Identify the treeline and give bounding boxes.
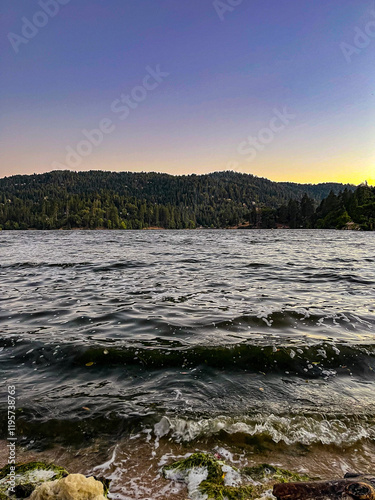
[0,194,198,230]
[0,170,349,209]
[0,170,372,230]
[258,184,375,230]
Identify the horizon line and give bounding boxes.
[1,168,368,188]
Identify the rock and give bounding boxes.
[0,462,110,499]
[163,453,313,500]
[242,464,311,484]
[14,484,35,498]
[273,474,375,500]
[0,462,68,499]
[30,474,106,500]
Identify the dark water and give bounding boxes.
[1,230,375,497]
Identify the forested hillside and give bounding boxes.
[266,184,375,230]
[0,169,370,230]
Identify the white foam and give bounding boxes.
[222,464,242,487]
[214,447,237,463]
[92,445,118,473]
[254,488,277,500]
[0,469,56,487]
[152,413,375,446]
[164,466,209,500]
[154,416,171,438]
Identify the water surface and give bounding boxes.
[1,230,374,498]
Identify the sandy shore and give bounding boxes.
[2,434,375,499]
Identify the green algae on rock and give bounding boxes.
[241,464,312,484]
[163,453,225,483]
[163,453,313,500]
[0,462,68,499]
[199,481,263,500]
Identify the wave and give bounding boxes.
[2,405,374,449]
[212,310,374,330]
[0,261,150,271]
[72,342,375,377]
[178,258,204,264]
[0,262,90,270]
[301,272,375,285]
[245,263,273,268]
[92,261,150,271]
[3,338,373,379]
[153,412,375,446]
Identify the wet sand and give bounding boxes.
[1,435,374,499]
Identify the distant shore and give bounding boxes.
[0,226,362,231]
[1,170,373,231]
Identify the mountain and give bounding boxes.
[0,170,355,230]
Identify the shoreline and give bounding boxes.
[0,226,362,231]
[1,434,375,499]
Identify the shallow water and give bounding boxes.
[0,230,374,497]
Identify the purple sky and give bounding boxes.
[1,0,374,184]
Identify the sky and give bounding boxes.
[1,0,374,185]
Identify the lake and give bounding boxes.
[0,230,374,499]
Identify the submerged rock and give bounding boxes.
[162,453,312,500]
[30,474,106,500]
[273,474,375,500]
[0,462,68,499]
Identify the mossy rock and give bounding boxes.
[242,463,311,483]
[163,452,225,482]
[0,462,68,499]
[200,481,263,500]
[163,453,314,500]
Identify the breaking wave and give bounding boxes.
[153,413,375,446]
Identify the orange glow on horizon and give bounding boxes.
[0,148,373,187]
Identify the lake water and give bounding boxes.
[0,230,374,499]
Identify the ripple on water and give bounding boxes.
[0,229,374,456]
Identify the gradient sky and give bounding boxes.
[1,0,374,184]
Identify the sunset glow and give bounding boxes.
[1,0,374,185]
